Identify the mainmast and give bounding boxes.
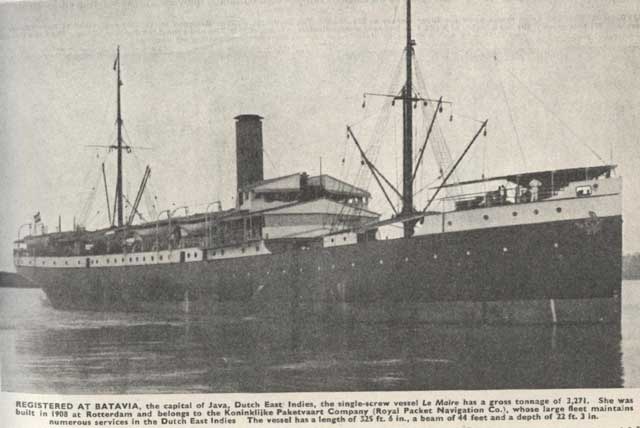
[402,0,415,237]
[114,46,124,228]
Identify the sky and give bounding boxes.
[1,0,639,271]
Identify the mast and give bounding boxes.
[402,0,415,237]
[114,46,124,228]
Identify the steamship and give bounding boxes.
[13,1,622,323]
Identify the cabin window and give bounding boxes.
[129,257,132,262]
[106,259,109,264]
[159,255,163,261]
[255,245,260,251]
[241,248,245,253]
[121,257,124,262]
[187,253,190,258]
[151,256,154,261]
[194,252,198,258]
[556,207,562,213]
[221,249,225,255]
[512,211,518,217]
[53,261,56,265]
[533,209,539,215]
[483,215,489,220]
[142,257,145,261]
[576,185,592,197]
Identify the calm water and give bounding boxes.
[1,282,639,393]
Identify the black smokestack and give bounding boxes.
[235,114,264,194]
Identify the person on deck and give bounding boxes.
[529,178,542,202]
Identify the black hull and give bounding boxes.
[17,216,622,323]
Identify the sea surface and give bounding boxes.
[1,281,639,394]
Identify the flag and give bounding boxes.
[113,49,119,71]
[33,212,41,223]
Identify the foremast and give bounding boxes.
[352,0,487,238]
[401,0,415,237]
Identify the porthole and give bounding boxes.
[187,253,191,258]
[241,248,245,253]
[533,209,539,215]
[483,215,489,220]
[512,211,518,217]
[129,257,132,262]
[122,257,124,262]
[142,257,145,261]
[331,238,334,243]
[106,259,109,264]
[77,261,80,265]
[221,249,225,256]
[151,256,154,261]
[447,221,453,226]
[65,261,68,265]
[556,207,562,213]
[255,245,260,251]
[135,257,139,262]
[159,255,163,261]
[343,236,347,241]
[194,252,198,258]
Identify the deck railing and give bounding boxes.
[439,185,562,212]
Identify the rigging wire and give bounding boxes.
[494,58,528,170]
[413,58,460,196]
[504,69,606,164]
